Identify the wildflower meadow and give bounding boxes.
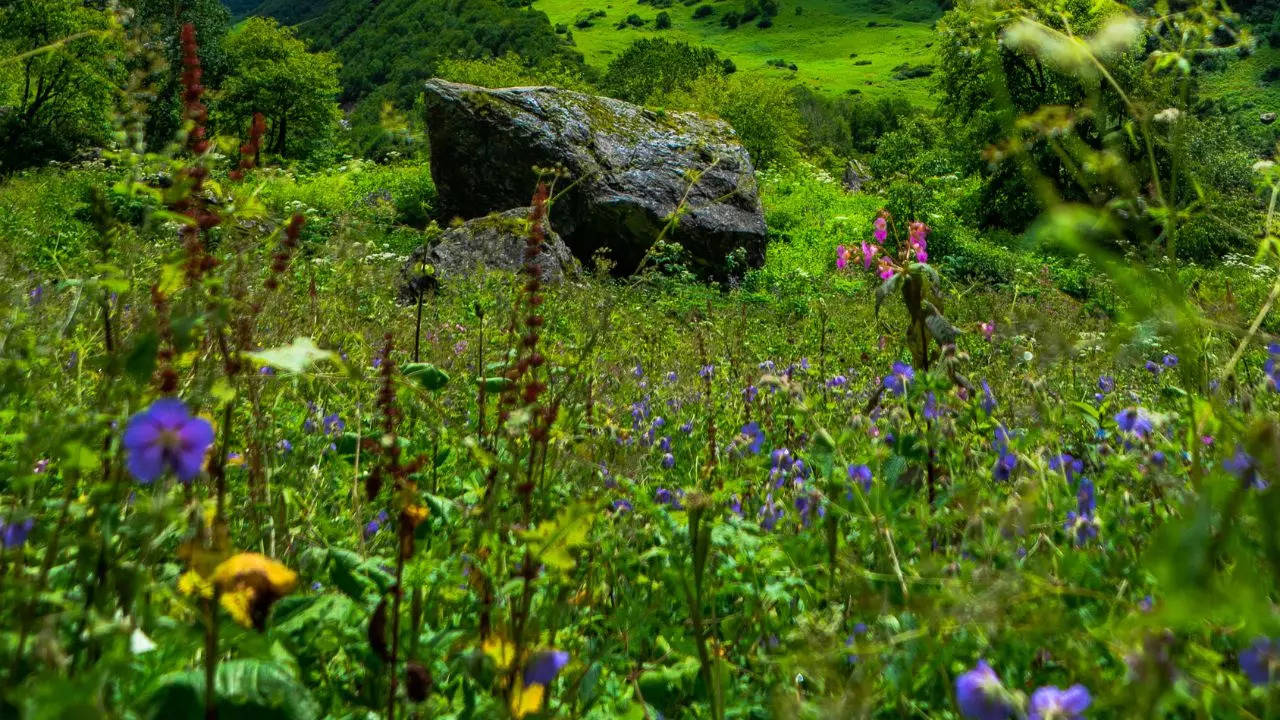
[4,0,1280,718]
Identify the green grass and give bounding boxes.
[1197,44,1280,153]
[535,0,941,103]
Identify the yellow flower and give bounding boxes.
[510,681,545,719]
[210,552,298,630]
[483,635,515,671]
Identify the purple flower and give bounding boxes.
[633,364,644,378]
[524,649,570,686]
[123,398,215,484]
[744,385,759,403]
[848,464,872,493]
[699,364,714,379]
[259,366,276,376]
[661,453,675,469]
[1225,447,1266,490]
[364,520,380,538]
[1049,453,1083,483]
[322,413,345,435]
[739,422,765,455]
[1114,407,1154,439]
[1028,685,1091,720]
[1097,375,1115,393]
[992,451,1017,482]
[827,375,848,388]
[28,286,43,306]
[924,392,939,420]
[1240,637,1278,685]
[32,459,49,474]
[1064,477,1098,545]
[1162,353,1178,368]
[883,362,914,396]
[980,380,996,415]
[611,499,633,513]
[0,517,34,549]
[771,448,793,471]
[680,420,694,434]
[655,488,683,509]
[955,660,1013,720]
[1145,360,1162,376]
[759,494,783,531]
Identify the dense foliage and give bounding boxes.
[4,0,1280,717]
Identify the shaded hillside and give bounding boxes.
[240,0,332,24]
[229,0,583,106]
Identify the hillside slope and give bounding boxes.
[535,0,941,101]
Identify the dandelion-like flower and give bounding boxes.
[211,552,298,630]
[955,660,1013,720]
[123,398,215,484]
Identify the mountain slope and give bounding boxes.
[227,0,582,106]
[534,0,941,101]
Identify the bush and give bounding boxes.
[693,4,714,17]
[602,38,726,104]
[662,72,803,168]
[656,11,672,28]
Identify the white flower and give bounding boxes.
[1153,107,1181,123]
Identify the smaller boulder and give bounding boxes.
[1262,112,1277,125]
[399,208,577,301]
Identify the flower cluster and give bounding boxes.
[956,661,1091,720]
[229,112,267,181]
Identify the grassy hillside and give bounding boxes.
[1198,44,1280,153]
[535,0,941,102]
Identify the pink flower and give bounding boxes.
[981,322,995,342]
[908,221,929,246]
[873,215,888,243]
[861,241,880,269]
[911,241,928,263]
[836,244,850,270]
[878,257,897,280]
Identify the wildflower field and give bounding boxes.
[5,0,1280,719]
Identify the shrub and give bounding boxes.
[602,38,726,104]
[656,11,672,28]
[693,3,714,17]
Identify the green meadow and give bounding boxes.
[533,0,941,102]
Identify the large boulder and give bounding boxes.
[399,207,577,302]
[423,79,766,278]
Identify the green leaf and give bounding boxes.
[922,302,958,344]
[245,337,336,374]
[518,501,596,573]
[480,376,511,393]
[875,274,901,317]
[402,363,450,391]
[143,660,320,720]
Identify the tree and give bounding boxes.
[0,0,119,170]
[218,18,341,160]
[602,38,725,104]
